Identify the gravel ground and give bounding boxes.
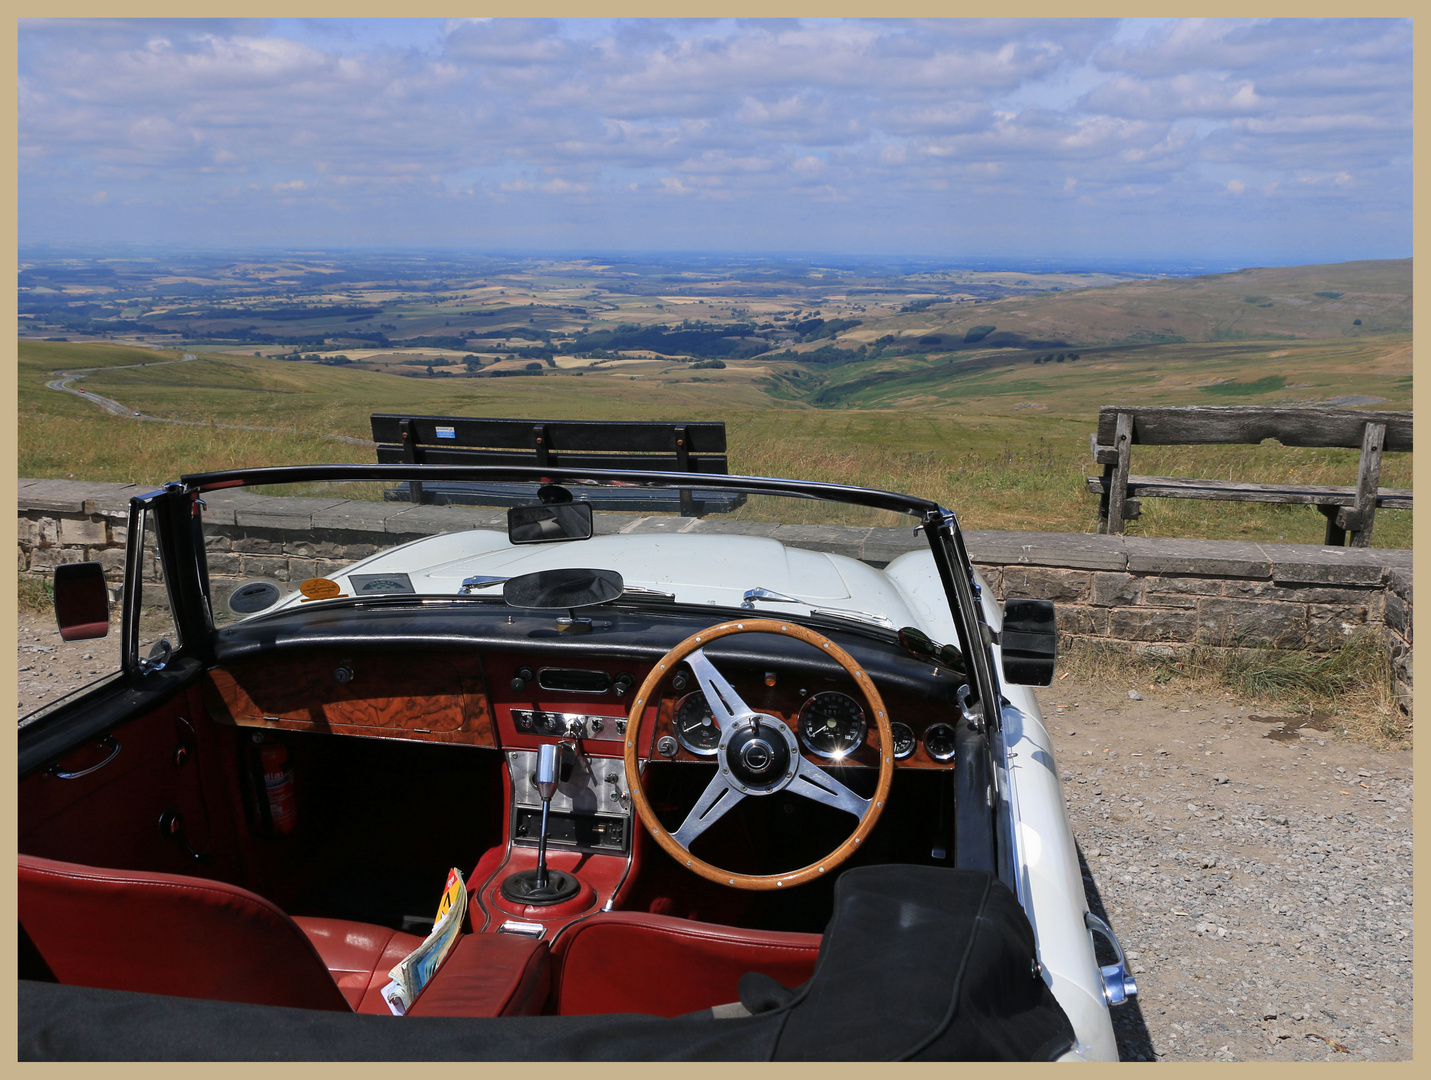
[1040,680,1413,1062]
[18,615,1412,1060]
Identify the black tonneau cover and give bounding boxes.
[20,867,1073,1061]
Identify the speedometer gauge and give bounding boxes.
[674,692,721,756]
[798,691,867,760]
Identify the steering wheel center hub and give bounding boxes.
[721,715,797,793]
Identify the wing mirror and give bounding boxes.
[1000,598,1057,686]
[53,562,111,641]
[507,502,593,544]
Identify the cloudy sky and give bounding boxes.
[17,17,1412,268]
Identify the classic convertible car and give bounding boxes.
[18,464,1135,1060]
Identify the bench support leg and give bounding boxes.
[1346,422,1386,548]
[1318,505,1347,546]
[1104,413,1135,535]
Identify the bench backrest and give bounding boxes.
[1095,406,1412,452]
[370,415,729,474]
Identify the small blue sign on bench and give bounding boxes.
[436,426,456,440]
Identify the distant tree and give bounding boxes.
[525,361,543,371]
[425,365,435,375]
[1033,356,1042,364]
[1068,353,1079,361]
[1353,319,1362,326]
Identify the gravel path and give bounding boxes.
[1041,681,1412,1062]
[17,615,1412,1060]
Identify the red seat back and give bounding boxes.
[552,911,821,1017]
[19,854,352,1012]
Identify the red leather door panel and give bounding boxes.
[19,684,241,879]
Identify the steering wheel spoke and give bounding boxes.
[790,755,871,819]
[670,770,745,847]
[685,647,751,729]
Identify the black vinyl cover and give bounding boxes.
[19,866,1075,1061]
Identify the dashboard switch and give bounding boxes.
[511,666,535,693]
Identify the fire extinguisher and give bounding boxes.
[251,734,297,836]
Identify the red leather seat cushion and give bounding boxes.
[19,854,351,1012]
[553,912,821,1017]
[293,917,424,1013]
[405,932,551,1017]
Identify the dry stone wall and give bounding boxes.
[18,478,1412,713]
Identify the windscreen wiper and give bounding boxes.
[740,587,896,630]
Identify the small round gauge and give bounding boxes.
[923,722,957,763]
[889,721,916,760]
[798,691,868,761]
[674,692,721,756]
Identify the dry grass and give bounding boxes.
[17,574,53,614]
[1057,631,1408,748]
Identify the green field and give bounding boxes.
[19,334,1412,546]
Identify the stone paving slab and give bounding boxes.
[966,530,1129,572]
[310,500,411,533]
[1263,542,1410,586]
[234,497,353,532]
[1124,537,1272,579]
[84,485,150,515]
[382,504,506,535]
[18,479,131,514]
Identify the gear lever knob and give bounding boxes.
[535,742,559,803]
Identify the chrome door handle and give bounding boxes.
[50,735,121,780]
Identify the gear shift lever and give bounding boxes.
[533,742,559,889]
[500,742,581,906]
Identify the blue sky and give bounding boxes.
[17,18,1412,267]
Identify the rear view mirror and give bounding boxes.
[508,502,593,544]
[1000,598,1057,686]
[53,562,110,641]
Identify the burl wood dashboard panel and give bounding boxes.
[204,650,495,747]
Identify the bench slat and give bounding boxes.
[370,415,727,453]
[375,446,729,472]
[1086,473,1413,508]
[1094,406,1413,452]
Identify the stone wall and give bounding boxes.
[18,478,1412,713]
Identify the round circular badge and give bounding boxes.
[299,578,343,601]
[227,581,281,614]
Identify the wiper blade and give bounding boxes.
[620,585,676,602]
[740,586,895,630]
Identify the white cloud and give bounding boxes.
[16,17,1411,260]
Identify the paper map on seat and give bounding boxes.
[380,867,467,1016]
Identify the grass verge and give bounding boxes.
[1058,630,1408,749]
[18,574,54,614]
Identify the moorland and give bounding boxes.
[17,252,1411,545]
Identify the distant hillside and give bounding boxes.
[841,259,1410,352]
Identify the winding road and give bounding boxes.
[45,352,376,447]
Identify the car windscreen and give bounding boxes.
[194,477,954,642]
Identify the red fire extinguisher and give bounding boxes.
[257,738,297,836]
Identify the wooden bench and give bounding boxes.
[370,414,738,516]
[1087,405,1412,547]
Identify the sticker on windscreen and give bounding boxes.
[349,573,415,594]
[299,578,345,601]
[227,581,281,613]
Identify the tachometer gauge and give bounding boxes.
[798,691,867,761]
[923,722,957,762]
[890,721,916,760]
[674,692,721,756]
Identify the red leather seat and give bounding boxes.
[18,854,548,1017]
[551,911,822,1017]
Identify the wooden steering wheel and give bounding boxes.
[624,619,894,891]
